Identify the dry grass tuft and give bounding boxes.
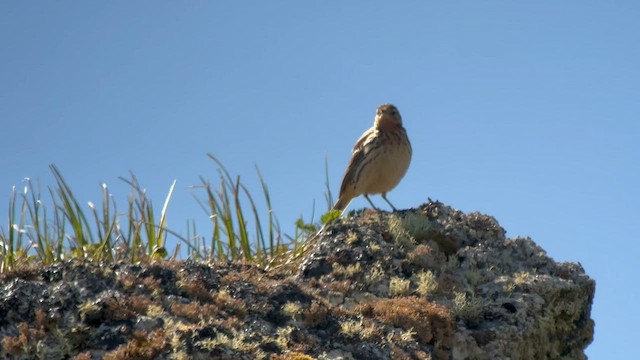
[271,351,316,360]
[177,277,213,302]
[340,317,378,341]
[105,294,153,322]
[214,290,248,319]
[103,329,167,360]
[303,301,329,328]
[72,352,93,360]
[416,270,439,297]
[452,292,483,323]
[403,244,445,273]
[357,297,453,348]
[389,277,412,297]
[170,301,219,322]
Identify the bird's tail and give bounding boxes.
[332,195,351,212]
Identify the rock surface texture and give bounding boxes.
[0,201,594,359]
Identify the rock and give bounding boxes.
[0,201,594,359]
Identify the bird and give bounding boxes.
[332,103,412,212]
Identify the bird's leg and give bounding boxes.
[381,193,398,212]
[363,194,380,211]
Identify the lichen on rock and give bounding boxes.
[0,200,594,359]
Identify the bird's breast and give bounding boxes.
[358,129,411,194]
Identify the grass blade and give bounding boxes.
[50,164,94,255]
[254,165,275,258]
[153,179,176,259]
[233,176,252,261]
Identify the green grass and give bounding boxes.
[0,155,334,273]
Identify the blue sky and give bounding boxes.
[2,1,639,357]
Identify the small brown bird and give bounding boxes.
[332,103,412,212]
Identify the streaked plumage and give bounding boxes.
[333,104,412,212]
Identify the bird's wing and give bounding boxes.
[352,127,375,153]
[339,128,376,195]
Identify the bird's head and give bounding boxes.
[374,103,403,130]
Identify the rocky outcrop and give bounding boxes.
[0,201,594,359]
